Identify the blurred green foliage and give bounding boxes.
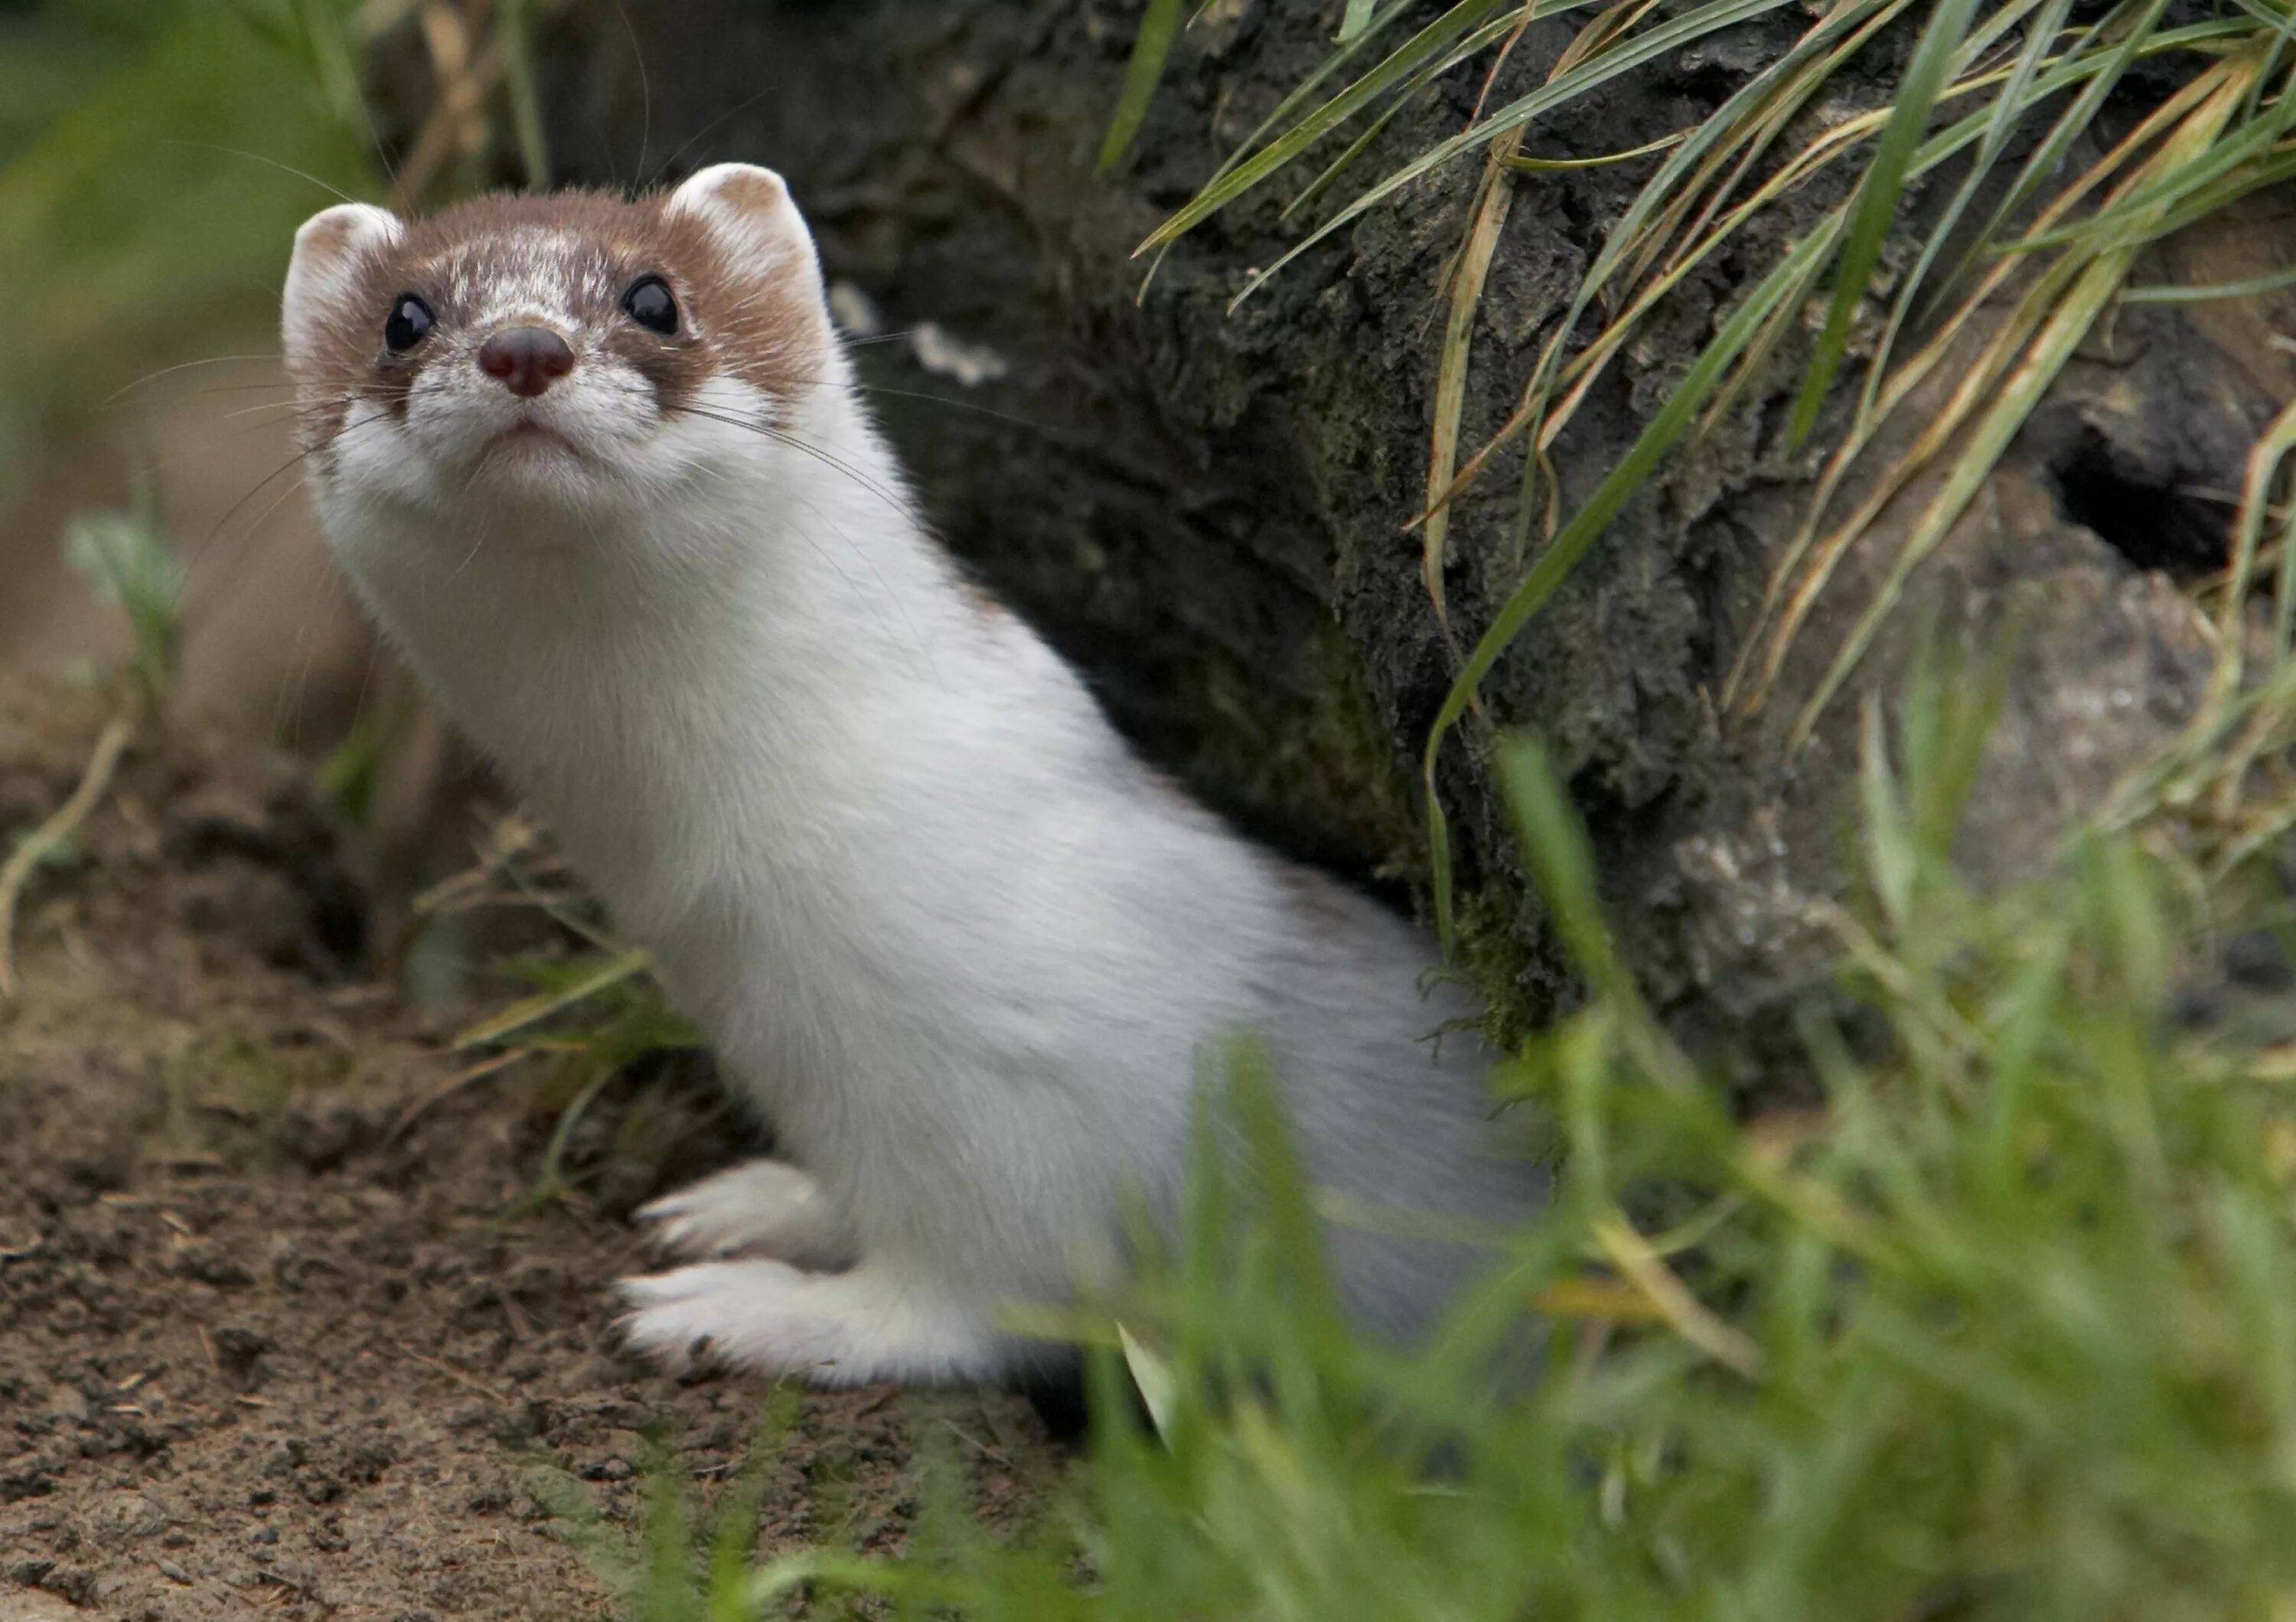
[0,0,384,501]
[64,479,181,706]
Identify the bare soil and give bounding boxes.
[0,677,1062,1620]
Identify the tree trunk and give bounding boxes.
[538,0,2293,1053]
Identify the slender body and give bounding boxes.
[282,165,1544,1384]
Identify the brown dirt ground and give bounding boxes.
[0,676,1065,1620]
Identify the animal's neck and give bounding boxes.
[357,400,964,930]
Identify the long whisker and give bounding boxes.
[345,638,386,761]
[444,439,515,585]
[677,406,912,515]
[344,51,404,198]
[161,416,394,648]
[118,401,364,482]
[91,382,308,421]
[98,355,285,407]
[114,382,302,400]
[775,477,941,685]
[648,83,781,190]
[175,473,324,625]
[696,414,954,680]
[215,398,338,425]
[850,384,1043,433]
[189,413,390,566]
[609,0,653,187]
[267,558,364,752]
[160,142,360,206]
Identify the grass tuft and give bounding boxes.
[1114,0,2296,942]
[527,1392,802,1622]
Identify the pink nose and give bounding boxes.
[477,326,576,397]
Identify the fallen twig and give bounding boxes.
[0,708,136,1000]
[393,1340,512,1405]
[387,1047,534,1144]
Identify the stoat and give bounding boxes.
[281,165,1545,1386]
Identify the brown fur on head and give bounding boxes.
[281,165,831,465]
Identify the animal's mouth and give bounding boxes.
[484,419,584,459]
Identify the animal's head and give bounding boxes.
[281,164,833,524]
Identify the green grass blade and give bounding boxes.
[499,0,550,189]
[1629,0,1911,287]
[1211,0,1800,302]
[1858,0,2073,421]
[454,947,652,1049]
[1424,230,1832,939]
[1490,0,1904,521]
[1339,0,1381,42]
[1497,738,1623,997]
[1733,29,2239,707]
[2233,0,2296,122]
[1355,0,1888,561]
[1505,128,1688,170]
[1281,9,1526,220]
[1132,0,1420,290]
[1789,250,2138,749]
[1788,0,1985,443]
[285,0,367,134]
[1198,0,1421,189]
[1918,0,2174,320]
[2104,142,2296,247]
[2012,77,2296,255]
[1101,0,1189,171]
[1137,0,1518,246]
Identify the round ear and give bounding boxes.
[283,203,403,363]
[665,164,826,302]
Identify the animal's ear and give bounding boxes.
[283,203,402,363]
[665,164,826,304]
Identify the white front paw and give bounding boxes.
[613,1258,1006,1387]
[615,1259,837,1377]
[634,1159,850,1268]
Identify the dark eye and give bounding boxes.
[383,293,433,352]
[621,275,678,335]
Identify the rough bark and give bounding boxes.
[534,0,2296,1057]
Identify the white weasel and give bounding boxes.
[282,164,1545,1385]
